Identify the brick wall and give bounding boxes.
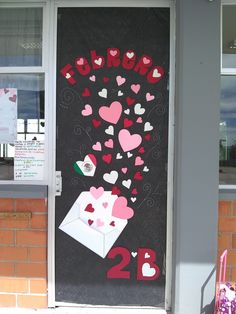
[218,200,236,281]
[0,198,47,308]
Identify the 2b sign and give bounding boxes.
[107,247,160,281]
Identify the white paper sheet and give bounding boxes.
[0,88,17,143]
[14,140,45,180]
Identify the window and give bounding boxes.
[0,8,43,67]
[0,6,46,181]
[220,4,236,185]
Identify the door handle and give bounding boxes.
[55,171,62,196]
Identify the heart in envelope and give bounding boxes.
[59,187,133,258]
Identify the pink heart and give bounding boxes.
[89,75,96,82]
[143,57,150,64]
[110,49,117,56]
[102,202,108,208]
[112,197,134,220]
[136,117,143,123]
[131,84,140,94]
[104,139,113,148]
[99,101,122,124]
[81,104,92,116]
[135,156,144,166]
[118,129,142,152]
[77,58,84,65]
[96,218,104,227]
[146,93,155,101]
[116,75,126,86]
[92,142,102,151]
[121,167,128,174]
[90,186,104,199]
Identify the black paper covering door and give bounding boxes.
[55,8,170,306]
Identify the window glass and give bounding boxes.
[0,8,43,67]
[220,76,236,184]
[0,74,44,180]
[222,6,236,68]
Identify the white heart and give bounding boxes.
[65,73,71,79]
[153,69,161,78]
[94,58,102,66]
[127,152,133,158]
[124,109,130,115]
[105,125,114,135]
[122,179,132,189]
[143,166,149,172]
[127,52,134,59]
[145,253,151,258]
[118,90,123,96]
[116,153,123,159]
[103,171,118,184]
[134,103,145,115]
[131,197,136,203]
[131,252,137,258]
[144,122,153,132]
[98,88,107,98]
[142,263,156,277]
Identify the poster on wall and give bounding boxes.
[14,141,44,180]
[0,88,17,143]
[56,7,170,307]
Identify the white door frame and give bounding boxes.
[47,1,175,312]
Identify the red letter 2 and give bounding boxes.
[107,247,130,279]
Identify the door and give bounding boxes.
[55,5,170,307]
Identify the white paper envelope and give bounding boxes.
[59,190,128,258]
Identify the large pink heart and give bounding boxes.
[99,101,122,124]
[112,197,134,219]
[118,129,142,152]
[90,186,104,199]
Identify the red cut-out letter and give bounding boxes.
[134,54,153,75]
[107,247,131,279]
[122,50,136,70]
[107,48,121,67]
[137,248,160,281]
[90,50,105,70]
[75,57,91,75]
[147,66,164,84]
[60,64,76,85]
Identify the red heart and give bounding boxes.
[144,133,151,141]
[102,154,112,164]
[138,147,145,153]
[84,203,94,213]
[88,219,94,225]
[92,119,101,128]
[134,171,143,181]
[126,97,135,106]
[110,221,115,227]
[123,118,133,128]
[4,88,9,94]
[9,95,16,103]
[131,188,138,195]
[103,77,110,83]
[112,186,121,196]
[82,88,90,97]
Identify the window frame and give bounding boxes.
[0,0,50,185]
[220,0,236,189]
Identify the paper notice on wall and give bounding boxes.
[14,141,45,180]
[0,88,17,143]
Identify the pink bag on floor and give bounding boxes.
[215,250,236,314]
